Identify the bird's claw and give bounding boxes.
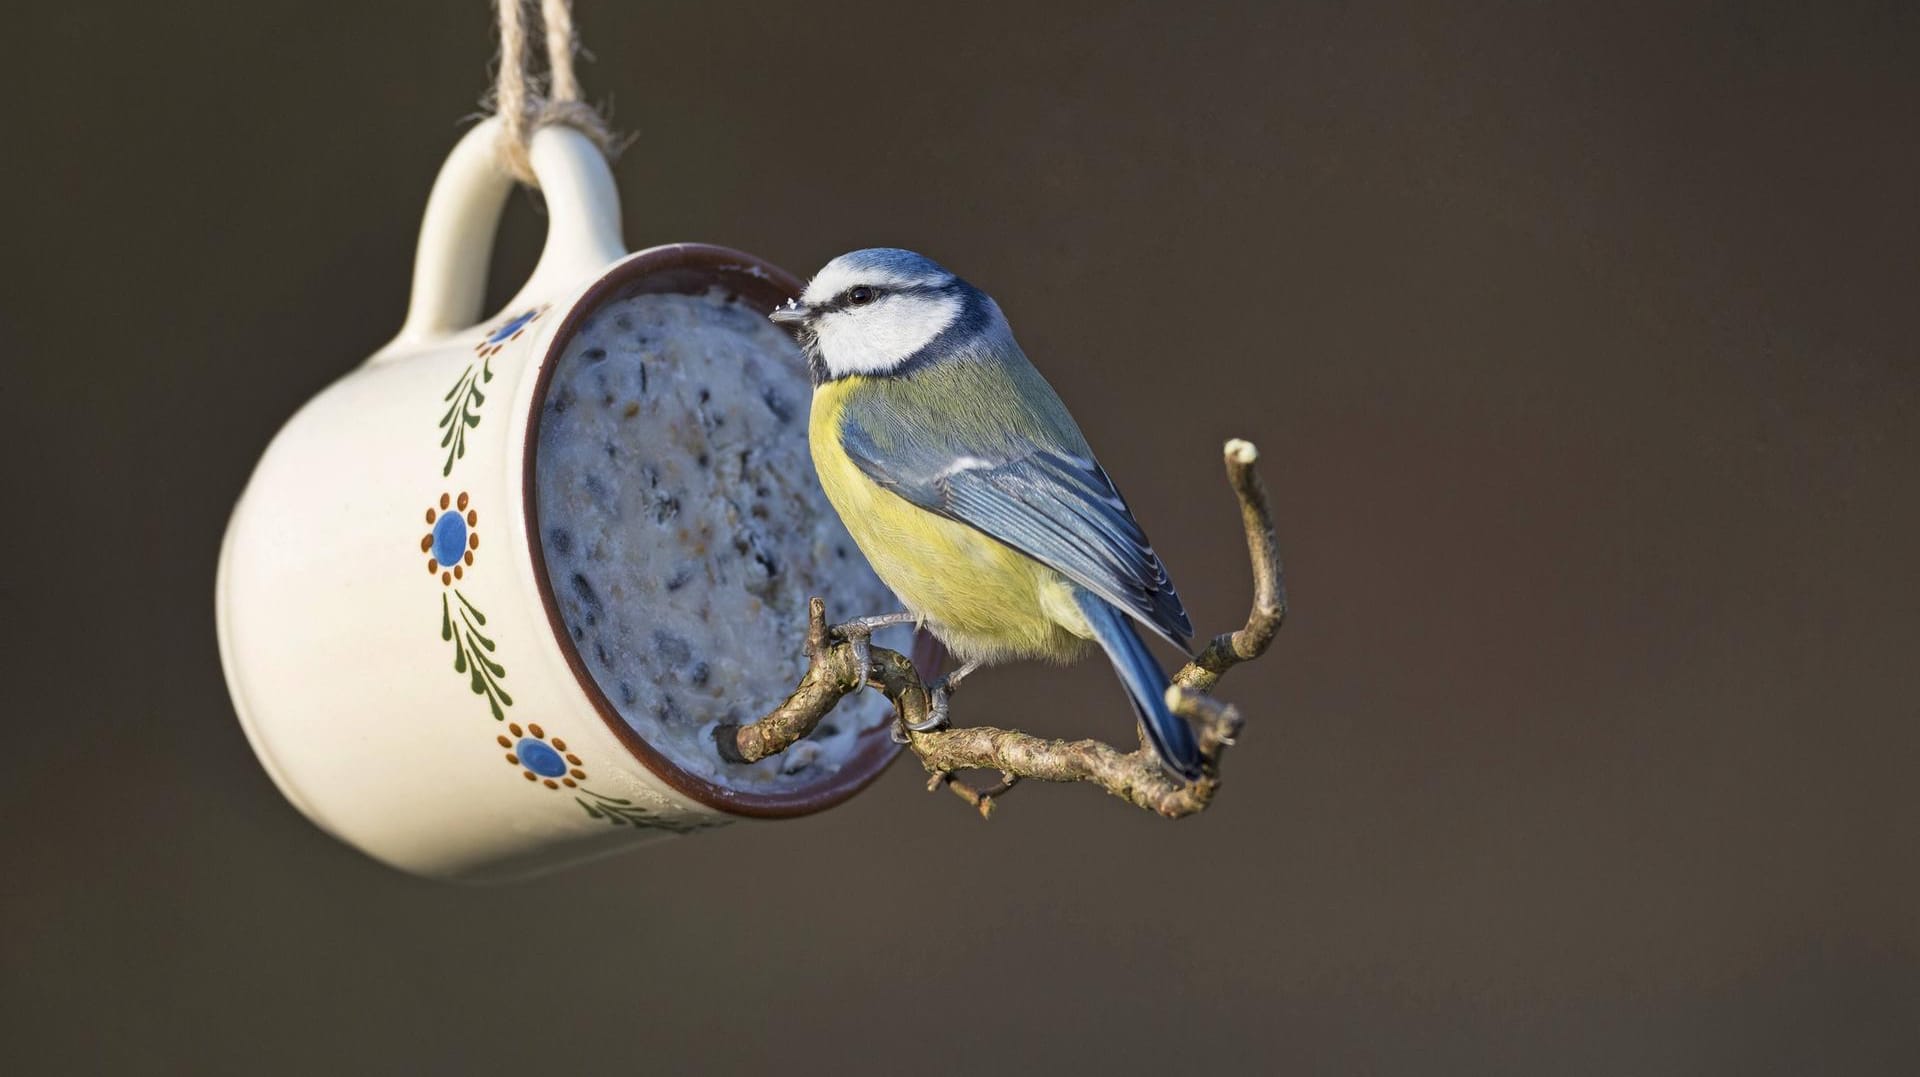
[846,633,872,683]
[888,676,954,739]
[828,623,874,684]
[907,679,956,732]
[828,612,914,686]
[905,659,982,733]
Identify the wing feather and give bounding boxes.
[840,399,1192,651]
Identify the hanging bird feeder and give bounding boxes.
[216,3,914,880]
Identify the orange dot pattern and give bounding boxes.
[498,720,587,789]
[421,492,479,586]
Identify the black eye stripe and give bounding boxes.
[815,281,955,313]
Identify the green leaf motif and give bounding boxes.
[441,588,510,720]
[459,609,495,652]
[454,590,487,626]
[437,364,485,477]
[573,789,724,833]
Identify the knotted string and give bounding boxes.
[492,0,619,186]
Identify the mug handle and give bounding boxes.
[387,117,627,348]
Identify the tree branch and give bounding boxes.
[714,438,1284,818]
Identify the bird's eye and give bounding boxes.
[847,286,876,306]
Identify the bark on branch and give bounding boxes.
[714,439,1285,818]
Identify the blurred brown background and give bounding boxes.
[3,1,1916,1072]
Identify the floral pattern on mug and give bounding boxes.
[499,721,586,789]
[422,348,682,833]
[475,304,548,359]
[422,491,480,584]
[439,305,550,475]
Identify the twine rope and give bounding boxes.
[493,0,618,186]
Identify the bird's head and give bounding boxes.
[771,248,994,382]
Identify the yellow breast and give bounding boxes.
[809,378,1090,663]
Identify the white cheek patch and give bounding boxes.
[816,294,963,377]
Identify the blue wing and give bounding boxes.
[838,372,1193,652]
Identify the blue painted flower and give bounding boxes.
[488,309,539,343]
[422,491,480,585]
[516,738,567,777]
[432,512,468,566]
[475,304,548,358]
[499,722,586,789]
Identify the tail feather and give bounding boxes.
[1075,589,1202,781]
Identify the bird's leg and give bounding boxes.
[910,658,982,732]
[828,612,916,681]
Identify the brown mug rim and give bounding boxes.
[520,241,905,818]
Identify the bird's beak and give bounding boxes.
[768,300,812,326]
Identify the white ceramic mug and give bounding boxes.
[216,119,901,881]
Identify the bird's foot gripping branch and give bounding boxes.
[714,439,1285,819]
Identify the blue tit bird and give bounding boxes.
[769,248,1202,781]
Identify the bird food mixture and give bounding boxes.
[533,288,901,793]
